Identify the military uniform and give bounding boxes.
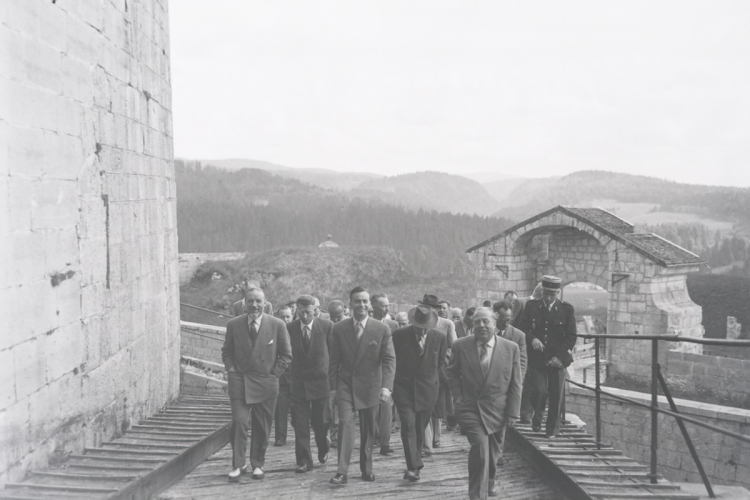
[515,297,576,437]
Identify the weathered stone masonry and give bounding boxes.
[467,206,705,380]
[0,0,178,485]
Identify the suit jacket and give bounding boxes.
[230,299,274,317]
[329,317,396,410]
[515,299,577,368]
[499,325,528,380]
[376,317,399,333]
[392,326,447,412]
[288,317,334,400]
[435,316,457,348]
[221,313,292,404]
[454,319,472,340]
[447,334,522,434]
[318,312,331,321]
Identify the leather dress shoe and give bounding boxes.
[496,457,504,467]
[361,472,376,481]
[274,440,286,446]
[227,465,248,482]
[489,485,499,497]
[252,467,264,480]
[329,473,347,485]
[531,423,542,432]
[295,463,312,473]
[432,441,441,448]
[519,418,531,425]
[380,446,394,455]
[403,470,420,482]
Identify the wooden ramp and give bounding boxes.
[510,420,702,500]
[0,395,231,500]
[158,422,562,500]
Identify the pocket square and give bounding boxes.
[369,341,378,346]
[268,339,274,344]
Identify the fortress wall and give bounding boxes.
[0,0,179,484]
[567,385,750,490]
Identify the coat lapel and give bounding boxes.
[344,318,359,360]
[234,314,253,356]
[354,319,377,367]
[484,335,504,389]
[250,314,272,356]
[417,328,433,369]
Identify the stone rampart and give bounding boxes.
[664,351,750,409]
[0,0,178,485]
[181,321,224,364]
[567,385,750,489]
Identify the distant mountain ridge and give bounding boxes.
[351,171,502,216]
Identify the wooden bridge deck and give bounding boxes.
[158,422,562,500]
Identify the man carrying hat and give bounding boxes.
[417,294,457,449]
[515,276,577,437]
[391,305,448,481]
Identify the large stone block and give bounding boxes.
[31,179,79,230]
[13,338,46,401]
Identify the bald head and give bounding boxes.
[471,307,497,343]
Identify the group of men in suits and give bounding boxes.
[220,276,575,500]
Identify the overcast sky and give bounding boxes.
[169,1,750,186]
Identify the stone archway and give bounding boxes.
[467,206,705,380]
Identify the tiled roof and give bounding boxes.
[467,206,704,268]
[623,233,703,266]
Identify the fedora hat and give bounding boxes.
[408,305,438,329]
[417,294,441,309]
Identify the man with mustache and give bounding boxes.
[222,286,292,482]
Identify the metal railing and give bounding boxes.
[568,333,750,498]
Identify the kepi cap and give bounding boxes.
[541,275,562,291]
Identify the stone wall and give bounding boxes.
[178,252,247,285]
[567,386,750,489]
[665,351,750,410]
[181,321,224,364]
[469,209,704,381]
[0,0,179,485]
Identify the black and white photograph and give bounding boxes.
[1,1,750,499]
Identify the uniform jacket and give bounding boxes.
[391,326,448,412]
[514,299,577,368]
[329,317,396,410]
[447,334,522,434]
[288,317,334,400]
[498,325,528,380]
[222,313,292,404]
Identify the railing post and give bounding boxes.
[595,337,601,450]
[649,338,659,484]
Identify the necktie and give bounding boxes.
[417,331,426,356]
[303,325,311,352]
[480,343,490,376]
[249,320,258,345]
[355,321,364,342]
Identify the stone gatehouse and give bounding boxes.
[467,206,705,379]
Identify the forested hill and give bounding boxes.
[175,161,512,275]
[494,170,750,226]
[351,171,502,216]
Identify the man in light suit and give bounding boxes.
[447,307,522,500]
[329,287,396,485]
[371,292,399,455]
[222,286,292,482]
[392,305,447,481]
[288,295,334,472]
[492,300,528,466]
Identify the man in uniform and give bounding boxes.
[514,276,576,437]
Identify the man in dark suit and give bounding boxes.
[491,300,528,466]
[287,295,334,472]
[392,305,447,481]
[273,305,294,446]
[221,286,292,482]
[447,307,522,500]
[454,306,475,340]
[515,276,577,437]
[328,287,396,485]
[371,292,399,455]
